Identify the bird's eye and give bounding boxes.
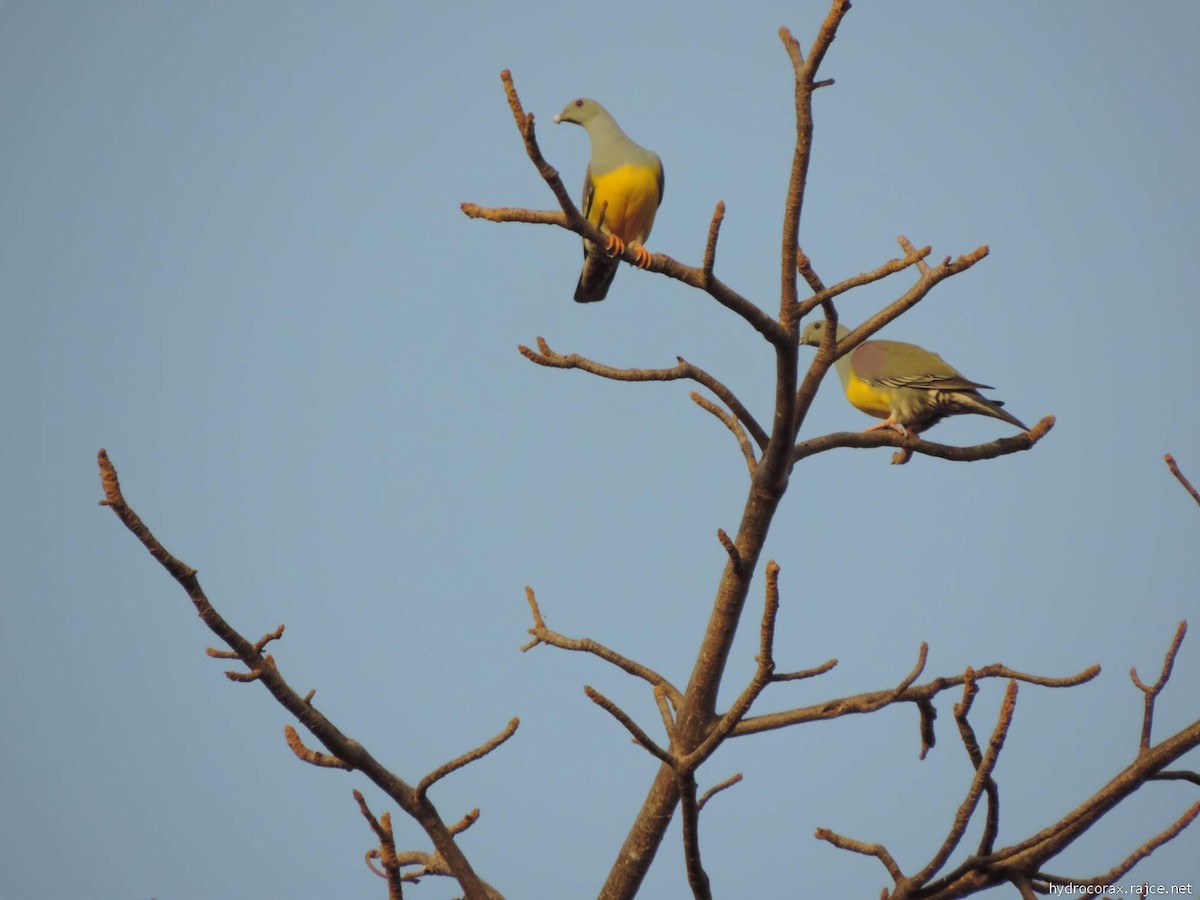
[575,99,584,107]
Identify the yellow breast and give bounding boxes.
[589,164,661,243]
[844,369,892,419]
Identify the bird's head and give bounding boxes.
[553,97,607,127]
[799,320,850,347]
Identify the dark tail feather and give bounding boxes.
[966,393,1029,431]
[574,251,618,303]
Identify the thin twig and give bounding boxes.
[796,244,932,319]
[521,587,683,707]
[684,562,783,768]
[703,202,725,279]
[519,338,768,450]
[952,670,1000,856]
[285,725,352,770]
[1130,621,1187,751]
[908,681,1018,889]
[1149,770,1200,787]
[716,528,742,574]
[354,791,405,900]
[691,391,758,477]
[839,242,989,351]
[584,686,674,765]
[814,828,905,882]
[1165,454,1200,505]
[697,773,744,811]
[897,235,932,275]
[418,718,520,801]
[654,684,676,743]
[734,657,1097,737]
[777,0,852,330]
[1037,801,1200,890]
[772,658,838,682]
[1011,874,1038,900]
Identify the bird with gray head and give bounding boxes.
[799,320,1028,439]
[554,98,664,302]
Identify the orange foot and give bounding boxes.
[629,243,653,269]
[864,416,909,436]
[604,234,626,257]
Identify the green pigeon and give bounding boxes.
[554,98,664,302]
[799,321,1028,437]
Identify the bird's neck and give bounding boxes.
[585,116,631,147]
[830,353,854,391]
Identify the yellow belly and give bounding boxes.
[844,371,892,419]
[589,165,661,243]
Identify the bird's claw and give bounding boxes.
[629,243,653,269]
[604,234,626,257]
[864,417,910,437]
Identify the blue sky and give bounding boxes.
[2,2,1198,898]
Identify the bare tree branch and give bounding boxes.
[702,202,725,279]
[418,718,520,801]
[777,2,851,331]
[1037,800,1200,889]
[96,449,501,900]
[905,680,1017,888]
[735,658,1097,738]
[519,337,768,450]
[585,686,674,766]
[914,710,1200,898]
[716,528,743,575]
[1150,770,1200,787]
[355,790,405,900]
[697,773,744,812]
[520,587,683,708]
[286,724,351,770]
[793,415,1056,466]
[796,243,932,319]
[951,671,1000,856]
[678,774,713,900]
[1131,620,1187,751]
[773,658,838,683]
[654,685,677,743]
[1165,453,1200,506]
[683,561,785,769]
[814,828,905,882]
[690,391,759,477]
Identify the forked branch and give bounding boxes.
[734,657,1098,739]
[818,627,1200,900]
[96,449,502,900]
[519,336,768,450]
[521,586,683,708]
[1131,620,1187,752]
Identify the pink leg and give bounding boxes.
[864,415,907,436]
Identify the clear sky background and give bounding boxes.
[2,2,1198,898]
